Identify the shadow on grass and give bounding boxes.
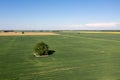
[48,50,55,55]
[33,50,55,58]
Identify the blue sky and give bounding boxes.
[0,0,120,30]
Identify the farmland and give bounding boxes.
[0,32,120,80]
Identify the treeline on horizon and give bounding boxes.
[0,30,120,32]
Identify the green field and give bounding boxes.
[0,32,120,80]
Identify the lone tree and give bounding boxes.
[34,42,49,57]
[22,32,24,34]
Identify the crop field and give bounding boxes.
[0,32,59,36]
[81,32,120,34]
[0,32,120,80]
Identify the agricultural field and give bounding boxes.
[0,32,59,36]
[0,32,120,80]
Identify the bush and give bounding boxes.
[22,32,24,34]
[34,42,49,57]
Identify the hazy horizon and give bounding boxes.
[0,0,120,30]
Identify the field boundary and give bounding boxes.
[0,32,60,36]
[80,32,120,34]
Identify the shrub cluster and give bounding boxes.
[34,42,49,56]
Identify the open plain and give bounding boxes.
[0,32,120,80]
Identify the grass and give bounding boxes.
[0,33,120,80]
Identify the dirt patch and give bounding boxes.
[0,32,60,36]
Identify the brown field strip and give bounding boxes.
[0,32,60,36]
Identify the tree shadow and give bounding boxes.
[48,50,55,55]
[33,50,55,57]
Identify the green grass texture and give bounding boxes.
[0,33,120,80]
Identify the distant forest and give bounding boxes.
[0,30,120,32]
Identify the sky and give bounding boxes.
[0,0,120,30]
